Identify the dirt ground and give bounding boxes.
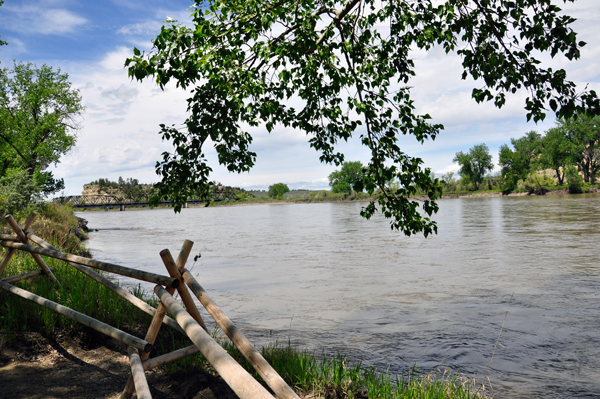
[0,332,241,399]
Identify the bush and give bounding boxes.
[517,172,555,195]
[565,165,584,193]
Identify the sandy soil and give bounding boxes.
[0,332,240,399]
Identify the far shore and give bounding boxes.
[75,187,600,213]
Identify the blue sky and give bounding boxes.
[1,0,599,195]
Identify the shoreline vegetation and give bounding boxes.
[75,183,600,214]
[1,204,490,398]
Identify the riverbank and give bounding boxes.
[208,186,600,208]
[74,185,600,214]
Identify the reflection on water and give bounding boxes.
[78,194,600,399]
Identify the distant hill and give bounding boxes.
[82,177,153,201]
[82,178,245,201]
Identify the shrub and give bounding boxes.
[565,165,584,193]
[517,172,555,195]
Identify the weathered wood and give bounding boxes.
[120,242,195,399]
[1,267,56,283]
[128,347,152,399]
[161,248,207,331]
[143,243,194,355]
[0,279,151,352]
[5,215,61,286]
[0,241,179,288]
[0,214,36,277]
[0,234,18,241]
[142,344,200,371]
[75,262,185,335]
[182,269,300,399]
[26,232,185,335]
[155,285,275,399]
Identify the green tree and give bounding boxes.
[268,183,290,199]
[453,144,493,190]
[0,169,42,215]
[498,131,542,193]
[126,0,599,236]
[328,161,364,194]
[0,62,83,194]
[440,172,458,193]
[538,126,572,185]
[559,113,600,184]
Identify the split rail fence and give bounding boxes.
[0,213,300,399]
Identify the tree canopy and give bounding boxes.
[126,0,599,236]
[538,126,571,185]
[329,161,364,194]
[268,182,290,198]
[453,143,493,190]
[498,131,542,193]
[0,62,83,194]
[559,113,600,184]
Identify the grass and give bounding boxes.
[214,337,488,399]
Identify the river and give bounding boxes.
[76,194,600,398]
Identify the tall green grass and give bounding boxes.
[215,337,488,399]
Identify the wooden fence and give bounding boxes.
[0,213,300,399]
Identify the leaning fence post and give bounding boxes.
[182,269,301,399]
[155,285,275,399]
[0,280,151,352]
[120,241,194,399]
[4,214,61,286]
[0,214,36,277]
[128,346,152,399]
[26,232,185,335]
[161,248,207,332]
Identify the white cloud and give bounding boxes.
[101,84,139,102]
[2,4,86,35]
[434,164,460,175]
[118,21,163,36]
[41,9,86,34]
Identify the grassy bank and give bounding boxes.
[219,339,487,399]
[1,204,487,399]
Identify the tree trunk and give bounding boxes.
[555,168,564,185]
[581,160,590,183]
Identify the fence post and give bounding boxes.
[4,215,60,286]
[120,241,194,399]
[0,214,36,277]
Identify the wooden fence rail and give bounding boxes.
[0,240,179,288]
[0,213,298,399]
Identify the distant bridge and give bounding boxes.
[53,188,240,210]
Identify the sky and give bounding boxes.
[1,0,599,195]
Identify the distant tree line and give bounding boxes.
[450,114,600,195]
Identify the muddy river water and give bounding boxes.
[77,193,600,398]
